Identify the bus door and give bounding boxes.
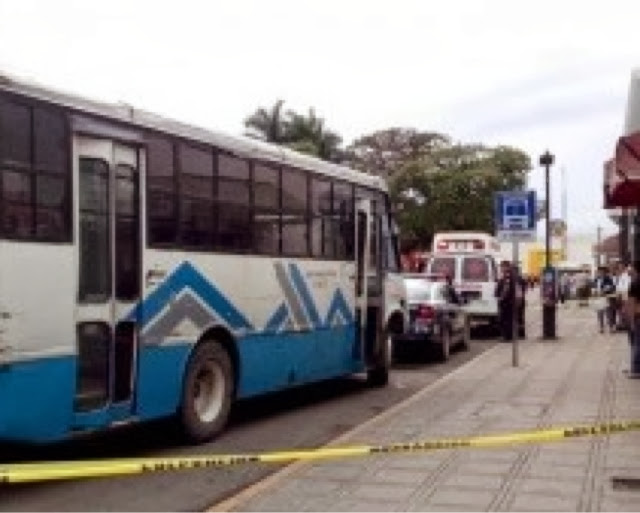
[73,137,141,425]
[355,198,377,363]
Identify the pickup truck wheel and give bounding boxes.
[437,327,451,362]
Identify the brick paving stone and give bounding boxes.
[463,448,522,463]
[368,467,429,485]
[348,483,418,502]
[302,463,369,481]
[525,462,587,480]
[510,492,578,511]
[516,476,584,497]
[441,472,505,490]
[534,449,590,467]
[322,499,400,512]
[273,478,344,496]
[419,486,497,509]
[238,494,309,512]
[454,461,516,475]
[601,490,640,511]
[381,460,448,475]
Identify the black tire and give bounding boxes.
[367,334,391,387]
[437,326,451,362]
[179,342,234,443]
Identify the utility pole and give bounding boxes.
[596,225,602,267]
[540,150,557,339]
[561,166,568,260]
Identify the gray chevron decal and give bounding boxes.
[140,292,222,345]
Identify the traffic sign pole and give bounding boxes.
[512,241,519,367]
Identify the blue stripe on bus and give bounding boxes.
[236,324,359,398]
[264,302,289,333]
[288,263,322,329]
[326,288,355,326]
[0,356,75,442]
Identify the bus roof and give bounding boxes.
[0,71,386,191]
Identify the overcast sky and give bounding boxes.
[1,0,638,242]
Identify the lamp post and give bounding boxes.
[539,150,557,339]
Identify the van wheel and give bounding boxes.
[437,327,451,362]
[367,334,391,387]
[180,342,233,443]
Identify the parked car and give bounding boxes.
[393,275,469,361]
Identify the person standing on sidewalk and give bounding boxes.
[615,262,631,331]
[624,262,640,378]
[495,260,515,341]
[594,266,616,334]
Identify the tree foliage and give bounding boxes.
[244,102,342,162]
[343,128,449,181]
[391,143,531,247]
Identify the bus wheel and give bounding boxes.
[367,334,391,387]
[180,342,233,443]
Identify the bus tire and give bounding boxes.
[367,334,391,387]
[179,342,233,443]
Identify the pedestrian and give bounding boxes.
[516,267,527,338]
[559,273,569,304]
[443,273,460,304]
[615,261,631,331]
[624,261,640,378]
[594,266,616,334]
[495,260,515,341]
[577,270,591,306]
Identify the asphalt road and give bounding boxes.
[0,332,498,512]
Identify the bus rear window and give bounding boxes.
[462,257,489,282]
[430,257,455,278]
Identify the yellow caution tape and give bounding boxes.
[1,419,639,484]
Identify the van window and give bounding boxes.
[430,257,456,279]
[462,256,490,282]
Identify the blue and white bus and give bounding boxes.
[0,73,407,443]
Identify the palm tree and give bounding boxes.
[243,99,287,143]
[284,108,343,162]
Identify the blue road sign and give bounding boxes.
[494,190,537,242]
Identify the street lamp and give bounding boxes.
[539,150,557,339]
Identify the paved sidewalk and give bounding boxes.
[212,302,640,512]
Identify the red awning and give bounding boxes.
[604,132,640,208]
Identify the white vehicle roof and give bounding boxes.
[0,71,386,191]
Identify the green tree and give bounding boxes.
[244,102,343,162]
[343,128,449,180]
[391,144,531,247]
[243,99,287,143]
[284,108,343,162]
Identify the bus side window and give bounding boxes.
[281,168,308,257]
[0,96,71,242]
[333,181,354,260]
[217,154,251,252]
[253,162,280,255]
[147,136,177,246]
[310,177,333,259]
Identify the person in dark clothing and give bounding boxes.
[516,270,527,338]
[624,262,640,378]
[594,266,616,333]
[495,261,516,341]
[444,274,460,304]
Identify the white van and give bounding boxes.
[427,232,499,325]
